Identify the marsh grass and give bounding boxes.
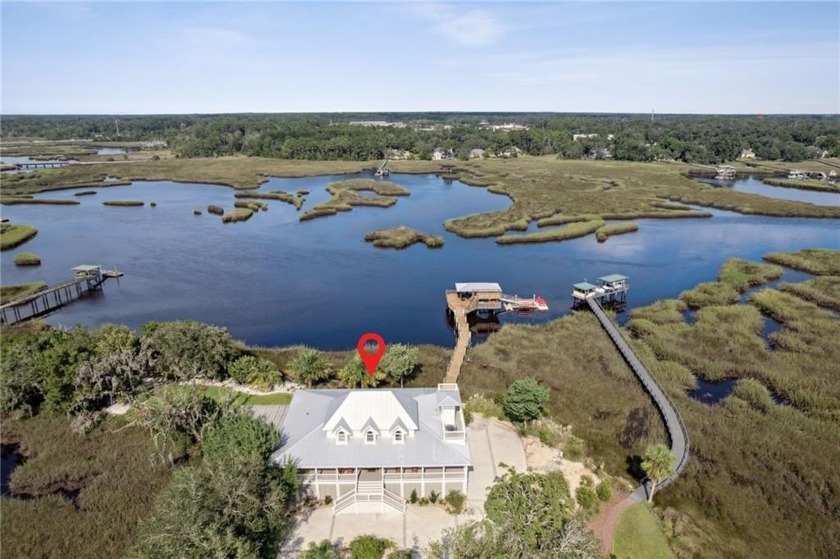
[0,223,38,251]
[627,256,840,558]
[364,226,444,249]
[74,191,97,196]
[300,179,409,221]
[764,248,840,276]
[234,200,268,212]
[763,177,839,192]
[13,252,41,266]
[235,190,303,209]
[495,218,604,244]
[595,222,639,242]
[0,281,47,304]
[0,415,174,559]
[1,198,80,206]
[103,200,144,207]
[207,205,224,216]
[778,276,840,311]
[680,258,783,309]
[221,208,254,223]
[457,312,668,475]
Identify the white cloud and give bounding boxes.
[407,3,505,46]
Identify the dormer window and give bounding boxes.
[364,429,377,444]
[336,429,348,445]
[393,429,405,444]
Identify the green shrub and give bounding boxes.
[538,426,559,447]
[575,475,598,513]
[429,490,439,504]
[596,479,612,502]
[418,497,429,506]
[227,355,282,389]
[503,378,549,423]
[324,495,333,505]
[410,489,418,504]
[348,534,393,559]
[465,394,503,418]
[445,490,467,514]
[301,540,339,559]
[564,434,585,460]
[387,551,412,559]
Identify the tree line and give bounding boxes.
[2,113,838,164]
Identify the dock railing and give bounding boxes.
[586,298,690,496]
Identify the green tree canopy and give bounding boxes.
[378,343,419,387]
[641,443,676,502]
[484,469,576,551]
[141,320,238,381]
[290,348,332,387]
[502,378,549,423]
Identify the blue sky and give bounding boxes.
[2,1,838,114]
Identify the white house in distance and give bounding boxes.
[271,384,471,514]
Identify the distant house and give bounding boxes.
[348,121,405,128]
[469,148,485,159]
[740,148,756,159]
[432,148,454,161]
[499,146,522,158]
[385,149,412,160]
[272,385,471,514]
[573,133,600,142]
[490,123,529,132]
[142,140,167,150]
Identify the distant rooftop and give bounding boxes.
[573,282,597,291]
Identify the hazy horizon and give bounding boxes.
[2,2,838,115]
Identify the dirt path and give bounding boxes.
[589,490,634,554]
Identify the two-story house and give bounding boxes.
[271,384,471,514]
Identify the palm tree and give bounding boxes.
[641,443,676,502]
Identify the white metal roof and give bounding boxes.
[455,282,502,293]
[323,391,419,433]
[273,388,472,469]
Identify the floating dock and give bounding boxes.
[444,282,548,383]
[0,265,123,325]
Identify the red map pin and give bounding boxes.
[357,333,386,376]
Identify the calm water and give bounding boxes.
[699,175,840,207]
[1,172,838,350]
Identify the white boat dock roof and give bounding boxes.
[455,282,502,293]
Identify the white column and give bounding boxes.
[462,466,467,493]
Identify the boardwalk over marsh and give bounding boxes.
[587,297,689,497]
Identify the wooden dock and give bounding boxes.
[0,266,123,326]
[444,291,473,383]
[586,297,689,498]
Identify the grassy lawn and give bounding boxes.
[613,503,676,559]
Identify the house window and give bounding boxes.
[336,430,348,445]
[393,429,404,444]
[364,429,376,444]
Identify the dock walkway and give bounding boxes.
[444,291,473,383]
[0,268,121,325]
[587,297,689,498]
